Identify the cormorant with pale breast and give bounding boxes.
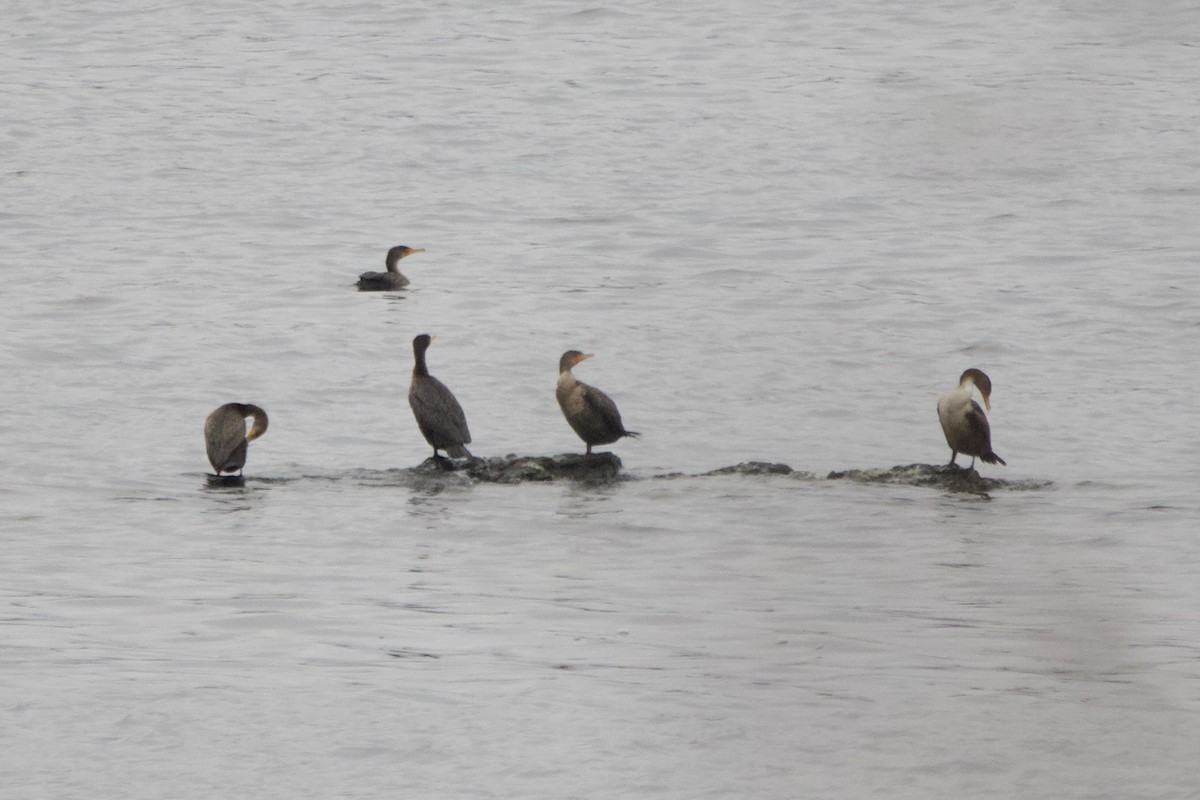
[356,245,425,291]
[937,368,1005,469]
[409,334,472,459]
[556,350,640,455]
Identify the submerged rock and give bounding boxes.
[205,473,246,488]
[412,452,625,484]
[214,459,1051,494]
[703,461,796,477]
[827,463,1026,493]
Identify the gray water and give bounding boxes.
[3,1,1199,797]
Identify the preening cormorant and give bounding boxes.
[205,403,269,476]
[937,368,1005,469]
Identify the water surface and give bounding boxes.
[2,2,1199,797]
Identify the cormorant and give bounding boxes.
[556,350,639,454]
[357,245,425,291]
[409,334,472,458]
[205,403,269,476]
[937,368,1005,469]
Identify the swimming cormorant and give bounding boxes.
[357,245,425,291]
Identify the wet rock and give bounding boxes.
[473,453,624,484]
[406,456,474,493]
[413,452,624,484]
[827,463,1010,493]
[412,456,471,475]
[703,461,796,477]
[205,473,246,488]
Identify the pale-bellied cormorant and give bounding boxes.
[205,403,269,476]
[556,350,640,454]
[409,334,472,458]
[937,368,1005,469]
[357,245,425,291]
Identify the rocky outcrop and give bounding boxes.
[414,452,625,484]
[826,463,1048,493]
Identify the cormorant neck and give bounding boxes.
[241,404,269,440]
[413,348,430,377]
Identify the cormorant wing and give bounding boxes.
[581,384,623,431]
[410,377,472,444]
[205,409,248,471]
[964,400,992,447]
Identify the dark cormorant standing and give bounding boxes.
[556,350,639,454]
[409,334,472,458]
[937,368,1006,469]
[205,403,269,476]
[357,245,425,291]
